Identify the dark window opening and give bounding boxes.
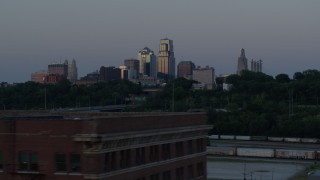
[18,152,38,171]
[70,154,81,172]
[55,154,66,172]
[162,143,171,160]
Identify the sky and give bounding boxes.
[0,0,319,83]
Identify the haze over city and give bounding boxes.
[1,0,319,83]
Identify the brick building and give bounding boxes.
[48,63,68,77]
[99,66,121,82]
[0,111,210,180]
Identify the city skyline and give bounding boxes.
[1,1,320,83]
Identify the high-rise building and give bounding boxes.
[67,59,78,82]
[124,59,139,79]
[237,48,248,75]
[193,66,216,90]
[157,38,175,81]
[99,66,121,81]
[177,61,195,79]
[119,66,128,79]
[77,71,100,85]
[251,59,263,73]
[138,47,157,78]
[31,71,47,83]
[48,63,68,77]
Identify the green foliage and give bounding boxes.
[2,69,320,138]
[0,79,141,109]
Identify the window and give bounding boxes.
[176,167,184,180]
[176,142,184,157]
[70,154,81,172]
[0,151,3,171]
[136,147,145,165]
[149,145,159,162]
[188,140,193,154]
[162,171,171,180]
[197,162,204,177]
[120,149,131,169]
[55,154,66,172]
[197,139,204,152]
[188,165,194,179]
[162,144,171,160]
[150,173,159,180]
[19,151,38,171]
[136,177,146,180]
[111,152,116,170]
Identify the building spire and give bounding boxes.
[241,48,245,57]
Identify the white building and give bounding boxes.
[192,66,216,90]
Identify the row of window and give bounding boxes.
[104,139,205,172]
[0,151,81,173]
[136,162,204,180]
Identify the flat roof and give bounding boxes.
[0,110,206,120]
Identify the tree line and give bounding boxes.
[1,69,320,138]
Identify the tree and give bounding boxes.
[293,72,304,80]
[275,74,290,83]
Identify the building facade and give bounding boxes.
[0,111,210,180]
[48,63,68,77]
[138,47,157,78]
[124,59,139,79]
[177,61,195,79]
[67,59,78,82]
[157,39,175,81]
[99,66,121,81]
[193,66,216,90]
[237,48,248,75]
[31,71,48,83]
[251,59,263,73]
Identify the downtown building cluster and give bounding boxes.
[30,38,218,90]
[31,59,78,84]
[30,39,262,91]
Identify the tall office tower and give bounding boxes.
[157,38,175,81]
[48,63,68,77]
[138,47,157,78]
[193,66,216,90]
[251,59,263,72]
[99,66,121,81]
[124,59,139,79]
[67,59,78,82]
[177,61,195,79]
[237,48,248,75]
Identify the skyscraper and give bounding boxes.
[67,59,78,82]
[124,59,139,79]
[157,38,175,81]
[48,63,68,77]
[237,48,248,75]
[177,61,195,79]
[138,47,157,78]
[99,66,121,81]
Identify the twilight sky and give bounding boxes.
[1,0,319,83]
